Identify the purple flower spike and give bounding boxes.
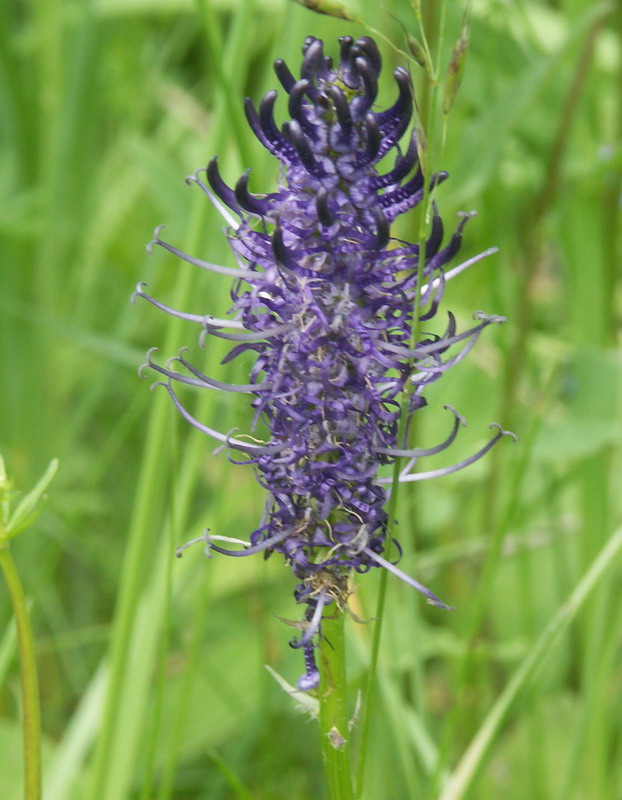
[136,37,512,690]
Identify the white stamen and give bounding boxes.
[186,169,241,229]
[420,247,499,295]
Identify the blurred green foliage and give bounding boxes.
[0,0,621,798]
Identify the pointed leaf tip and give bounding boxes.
[4,458,59,540]
[290,0,356,22]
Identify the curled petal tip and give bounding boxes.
[274,58,296,91]
[356,36,382,74]
[473,310,506,324]
[391,67,413,105]
[146,225,166,255]
[145,346,160,361]
[489,423,518,443]
[443,404,467,427]
[185,167,208,187]
[130,281,148,304]
[354,56,378,101]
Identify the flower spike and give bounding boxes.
[137,36,512,690]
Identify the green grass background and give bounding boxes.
[1,0,621,798]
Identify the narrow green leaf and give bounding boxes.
[206,749,257,800]
[265,664,319,718]
[44,666,108,800]
[438,524,622,800]
[4,458,59,540]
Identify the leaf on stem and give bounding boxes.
[3,459,59,541]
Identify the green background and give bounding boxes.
[1,0,621,797]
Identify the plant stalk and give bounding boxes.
[319,610,354,800]
[0,543,42,800]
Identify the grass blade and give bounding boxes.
[439,524,622,800]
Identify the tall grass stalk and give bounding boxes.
[86,3,264,796]
[0,546,41,800]
[355,5,450,795]
[0,456,59,800]
[439,524,622,800]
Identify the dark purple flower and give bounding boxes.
[134,36,514,691]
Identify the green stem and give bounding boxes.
[0,544,42,800]
[355,7,447,791]
[319,610,354,800]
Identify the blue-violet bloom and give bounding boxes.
[134,36,514,691]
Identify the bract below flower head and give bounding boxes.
[135,35,513,691]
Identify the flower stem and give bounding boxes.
[319,610,353,800]
[0,543,42,800]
